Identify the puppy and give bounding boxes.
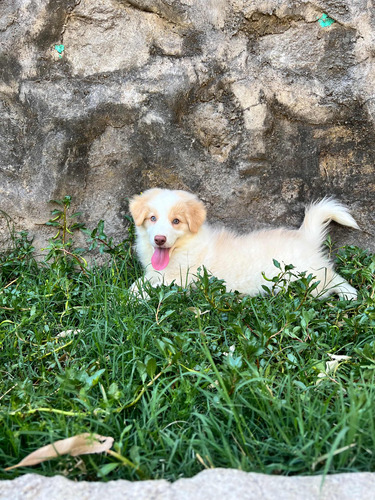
[129,188,359,299]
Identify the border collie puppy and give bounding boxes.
[129,188,358,299]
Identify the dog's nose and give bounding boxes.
[154,235,167,246]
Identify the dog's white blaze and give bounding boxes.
[143,190,188,270]
[147,193,184,247]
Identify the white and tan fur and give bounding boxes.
[129,188,359,299]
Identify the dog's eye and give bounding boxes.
[172,218,180,225]
[150,216,157,222]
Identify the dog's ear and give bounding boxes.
[129,193,149,226]
[185,198,206,233]
[129,188,161,226]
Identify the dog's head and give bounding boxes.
[129,188,206,270]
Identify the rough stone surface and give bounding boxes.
[0,0,374,252]
[1,470,375,500]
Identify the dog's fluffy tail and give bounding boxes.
[299,198,359,243]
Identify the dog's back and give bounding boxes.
[197,199,359,298]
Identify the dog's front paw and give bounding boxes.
[128,279,151,301]
[337,283,358,301]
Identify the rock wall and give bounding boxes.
[1,0,374,251]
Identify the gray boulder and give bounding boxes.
[0,0,374,251]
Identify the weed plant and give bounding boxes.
[0,200,374,481]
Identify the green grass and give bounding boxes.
[0,220,374,481]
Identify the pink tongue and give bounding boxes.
[151,247,170,270]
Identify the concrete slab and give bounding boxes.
[1,469,374,500]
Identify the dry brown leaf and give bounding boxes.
[5,433,114,471]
